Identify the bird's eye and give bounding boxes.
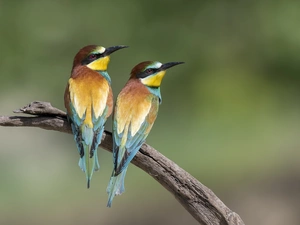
[88,54,97,60]
[145,68,153,74]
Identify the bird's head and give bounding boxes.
[131,61,184,87]
[73,45,128,71]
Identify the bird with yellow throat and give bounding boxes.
[64,45,128,188]
[107,60,184,206]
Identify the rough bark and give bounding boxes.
[0,101,245,225]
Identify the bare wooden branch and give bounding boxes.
[0,101,245,225]
[13,101,66,117]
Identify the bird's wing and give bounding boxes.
[113,93,159,175]
[65,76,111,155]
[67,76,110,127]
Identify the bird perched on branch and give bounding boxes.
[64,44,128,188]
[107,60,184,207]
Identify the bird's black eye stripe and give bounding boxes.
[81,53,102,65]
[136,68,159,78]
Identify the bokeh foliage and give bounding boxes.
[1,1,300,224]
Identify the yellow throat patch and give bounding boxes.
[87,56,110,71]
[141,71,166,87]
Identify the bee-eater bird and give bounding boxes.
[107,60,184,207]
[64,44,128,188]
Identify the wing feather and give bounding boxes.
[68,76,109,127]
[66,75,111,158]
[113,95,159,175]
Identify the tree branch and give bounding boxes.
[0,101,245,225]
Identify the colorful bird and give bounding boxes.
[107,60,184,207]
[64,44,128,188]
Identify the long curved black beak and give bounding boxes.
[104,45,129,56]
[161,61,184,71]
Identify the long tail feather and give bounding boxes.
[106,168,128,207]
[77,136,100,188]
[94,148,100,171]
[84,143,96,188]
[81,125,97,188]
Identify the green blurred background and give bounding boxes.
[1,1,300,224]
